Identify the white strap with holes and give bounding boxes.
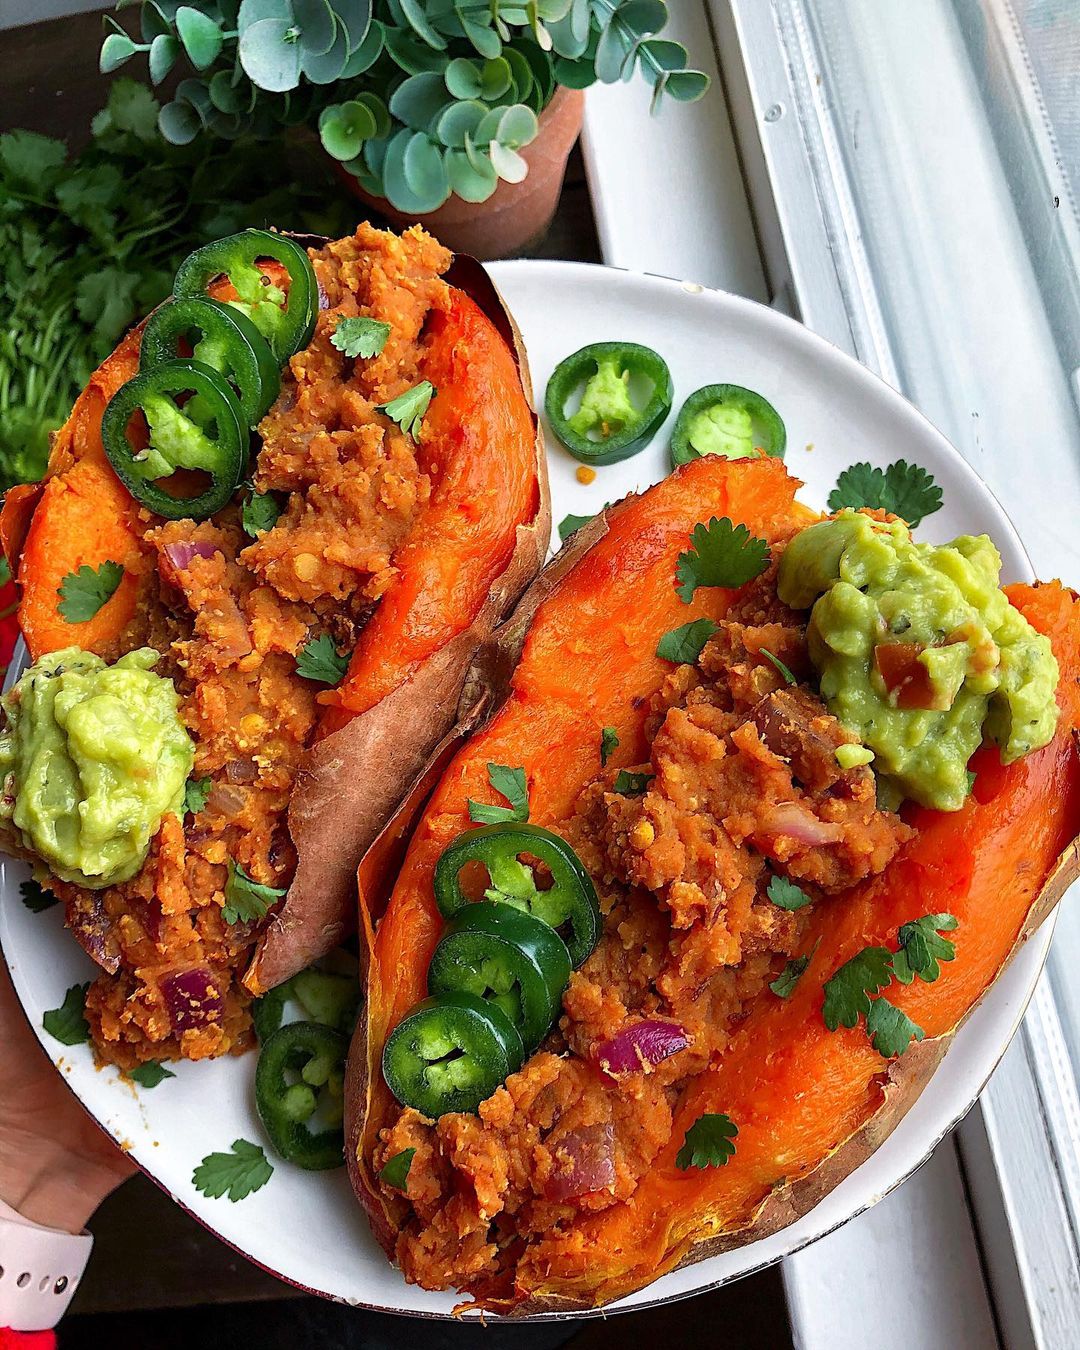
[0,1198,93,1331]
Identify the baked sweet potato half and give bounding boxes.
[0,224,548,1068]
[347,453,1080,1313]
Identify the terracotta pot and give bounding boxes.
[334,86,585,261]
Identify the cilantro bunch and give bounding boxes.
[0,78,351,491]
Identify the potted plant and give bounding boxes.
[101,1,708,258]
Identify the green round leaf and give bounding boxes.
[553,51,595,89]
[400,0,448,50]
[209,68,245,113]
[336,0,374,50]
[319,99,378,160]
[175,77,213,120]
[595,20,631,83]
[519,37,558,105]
[463,127,488,174]
[292,0,336,54]
[446,145,498,203]
[489,139,528,183]
[444,56,483,99]
[480,56,513,101]
[100,32,138,75]
[503,46,534,102]
[237,0,291,29]
[339,17,382,75]
[175,6,224,69]
[354,91,391,139]
[638,37,689,81]
[301,16,350,82]
[149,32,181,84]
[389,71,452,132]
[382,128,450,214]
[158,99,201,144]
[435,100,487,149]
[663,69,710,103]
[496,103,538,148]
[474,106,505,144]
[383,25,446,74]
[459,11,502,59]
[617,0,667,36]
[238,17,303,91]
[140,2,173,43]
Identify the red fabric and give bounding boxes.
[0,1331,56,1348]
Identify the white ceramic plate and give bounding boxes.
[0,261,1051,1319]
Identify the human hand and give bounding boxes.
[0,962,133,1233]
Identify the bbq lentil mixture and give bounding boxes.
[15,225,456,1069]
[373,559,913,1295]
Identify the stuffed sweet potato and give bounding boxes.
[347,453,1080,1312]
[0,224,547,1068]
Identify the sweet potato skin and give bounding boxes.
[346,456,1080,1314]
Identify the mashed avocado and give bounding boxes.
[777,511,1059,811]
[0,647,193,888]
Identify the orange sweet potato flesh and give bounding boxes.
[347,455,1080,1313]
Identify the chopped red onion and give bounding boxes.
[224,757,258,784]
[69,894,120,974]
[545,1122,616,1201]
[207,782,248,817]
[161,967,223,1032]
[163,540,218,572]
[592,1019,689,1079]
[760,801,844,847]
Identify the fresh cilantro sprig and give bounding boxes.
[767,875,812,912]
[675,518,770,603]
[378,380,435,440]
[600,726,619,767]
[558,512,594,543]
[57,561,123,622]
[378,1148,416,1192]
[890,913,958,985]
[242,490,281,539]
[184,776,211,816]
[468,764,530,824]
[656,618,719,665]
[614,769,653,796]
[222,860,286,926]
[865,998,926,1059]
[20,878,57,913]
[43,984,90,1046]
[193,1138,273,1202]
[827,460,942,527]
[331,316,391,360]
[822,947,895,1031]
[676,1113,739,1170]
[295,634,350,686]
[127,1060,176,1089]
[770,941,820,999]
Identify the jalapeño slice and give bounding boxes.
[254,1021,347,1170]
[670,383,786,468]
[545,341,673,466]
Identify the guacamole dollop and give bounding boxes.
[777,511,1059,811]
[0,647,193,888]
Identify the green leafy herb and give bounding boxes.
[43,984,90,1046]
[20,878,57,913]
[377,380,435,439]
[57,561,123,622]
[759,648,796,685]
[656,618,719,665]
[222,859,286,927]
[600,726,619,768]
[865,997,925,1059]
[251,978,294,1042]
[675,1113,739,1170]
[558,512,594,543]
[769,941,820,999]
[891,913,958,986]
[613,770,654,797]
[241,491,281,539]
[378,1147,416,1192]
[827,460,942,527]
[331,316,391,360]
[468,763,530,824]
[192,1138,273,1202]
[295,634,350,686]
[767,875,812,912]
[822,947,895,1031]
[184,776,212,816]
[675,518,770,603]
[126,1060,176,1089]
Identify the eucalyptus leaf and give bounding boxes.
[140,2,174,42]
[446,145,497,202]
[390,71,452,132]
[176,77,213,119]
[502,46,534,102]
[663,69,709,103]
[458,9,502,58]
[496,103,538,148]
[100,32,138,74]
[291,0,336,55]
[236,0,291,27]
[175,7,224,69]
[319,98,377,159]
[480,56,513,100]
[339,18,382,75]
[474,106,505,143]
[301,17,350,83]
[148,32,181,84]
[400,0,448,49]
[636,37,689,84]
[383,25,447,73]
[553,50,595,88]
[355,91,391,139]
[546,11,589,59]
[238,17,303,91]
[335,0,373,49]
[616,0,667,36]
[209,68,245,112]
[382,128,450,214]
[519,36,557,105]
[489,138,527,183]
[158,98,202,143]
[435,99,486,148]
[594,18,631,83]
[444,56,482,99]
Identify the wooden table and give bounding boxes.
[2,11,792,1345]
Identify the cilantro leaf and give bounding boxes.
[767,875,812,912]
[676,1113,738,1170]
[57,561,124,623]
[468,763,530,824]
[0,130,66,187]
[675,518,770,603]
[558,512,594,542]
[770,940,820,999]
[613,769,653,797]
[242,491,281,539]
[827,460,943,527]
[192,1138,273,1202]
[377,380,435,439]
[250,978,294,1042]
[891,913,958,985]
[331,316,391,359]
[43,984,90,1046]
[600,726,619,768]
[759,648,796,685]
[222,859,286,926]
[378,1147,416,1192]
[184,776,212,816]
[865,997,925,1058]
[822,947,895,1031]
[656,618,719,665]
[20,878,57,913]
[295,634,350,686]
[126,1060,176,1089]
